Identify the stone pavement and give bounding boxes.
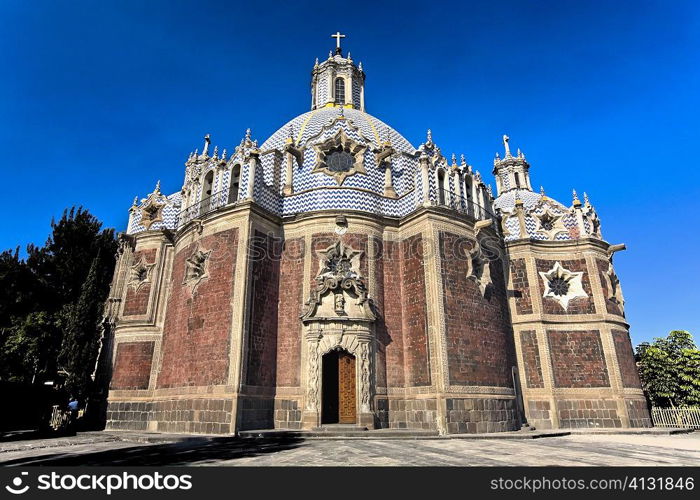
[0,431,698,466]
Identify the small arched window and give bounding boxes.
[334,77,345,105]
[515,172,521,189]
[201,170,214,215]
[228,164,241,204]
[437,169,446,205]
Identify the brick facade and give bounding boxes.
[509,258,533,315]
[612,329,643,388]
[157,228,238,388]
[122,248,157,316]
[276,237,305,387]
[547,329,610,388]
[439,232,515,387]
[520,330,544,388]
[110,341,154,390]
[246,230,280,387]
[401,234,431,387]
[380,239,404,388]
[597,259,624,316]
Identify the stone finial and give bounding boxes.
[451,153,457,165]
[426,129,432,144]
[347,51,352,61]
[540,186,546,197]
[515,191,523,206]
[495,152,500,160]
[132,195,139,206]
[221,148,227,160]
[383,126,391,146]
[584,192,590,205]
[203,134,211,156]
[358,61,363,71]
[154,180,161,194]
[314,57,319,67]
[503,134,511,157]
[212,145,219,158]
[328,50,333,59]
[245,128,251,141]
[460,154,466,166]
[572,189,581,206]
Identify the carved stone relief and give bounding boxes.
[538,261,588,311]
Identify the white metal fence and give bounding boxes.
[651,407,700,429]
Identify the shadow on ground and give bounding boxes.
[0,436,305,466]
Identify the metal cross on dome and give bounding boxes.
[331,31,346,53]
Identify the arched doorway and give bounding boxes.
[321,350,356,424]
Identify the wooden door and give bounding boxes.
[338,352,356,424]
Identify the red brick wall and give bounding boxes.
[123,248,157,316]
[612,329,642,388]
[371,237,388,388]
[111,341,154,390]
[381,239,404,388]
[536,258,596,314]
[401,234,431,387]
[520,330,544,388]
[597,259,624,316]
[547,329,610,388]
[510,258,533,315]
[246,231,280,387]
[439,232,515,387]
[157,228,238,388]
[276,237,304,387]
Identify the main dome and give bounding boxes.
[260,107,416,155]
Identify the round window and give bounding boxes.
[326,150,354,172]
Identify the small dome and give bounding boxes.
[493,189,568,213]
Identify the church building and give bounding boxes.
[103,35,651,434]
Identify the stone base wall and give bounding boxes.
[555,398,621,428]
[375,398,389,429]
[445,398,519,433]
[106,398,234,434]
[106,401,150,431]
[274,399,302,429]
[238,397,274,431]
[526,400,553,430]
[387,398,438,430]
[626,398,653,427]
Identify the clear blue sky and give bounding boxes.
[1,0,698,345]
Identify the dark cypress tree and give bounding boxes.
[58,253,106,401]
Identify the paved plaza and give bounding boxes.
[0,431,698,466]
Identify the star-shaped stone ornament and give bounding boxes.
[539,261,588,311]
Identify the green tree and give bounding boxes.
[0,207,116,389]
[58,254,107,399]
[636,330,700,407]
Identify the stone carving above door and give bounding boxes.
[301,240,375,322]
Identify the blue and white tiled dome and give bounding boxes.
[254,107,420,218]
[260,107,415,155]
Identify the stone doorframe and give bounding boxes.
[302,321,375,429]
